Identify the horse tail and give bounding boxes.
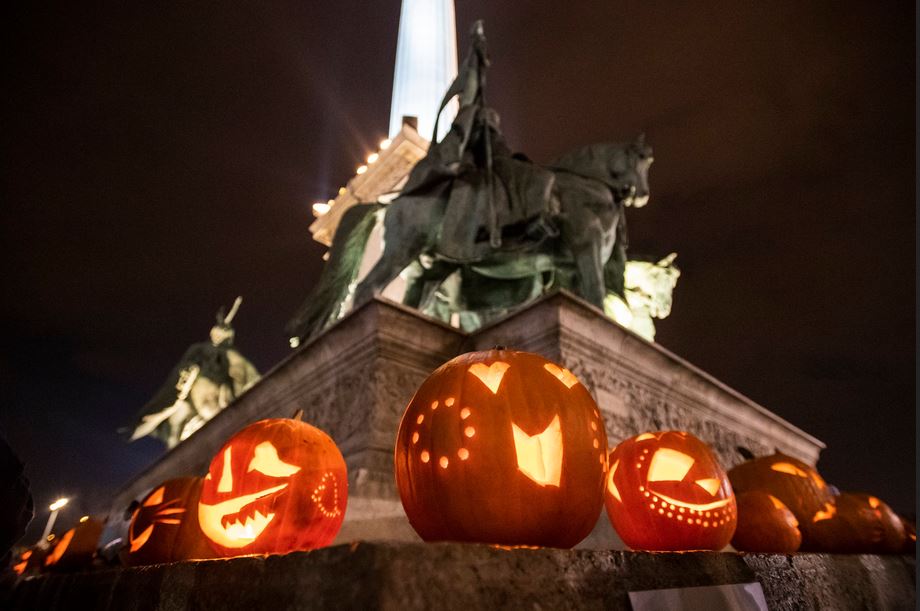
[286,203,383,343]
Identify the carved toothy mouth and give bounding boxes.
[650,491,731,512]
[198,483,288,548]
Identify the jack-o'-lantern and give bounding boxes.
[731,491,801,553]
[121,477,214,566]
[805,492,907,553]
[43,516,104,572]
[605,431,736,550]
[198,411,347,556]
[727,449,832,545]
[12,545,48,577]
[395,348,607,547]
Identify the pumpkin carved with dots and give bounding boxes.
[604,431,737,551]
[395,348,608,548]
[197,411,347,556]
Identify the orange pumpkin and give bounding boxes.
[731,491,801,553]
[198,412,347,556]
[44,517,104,572]
[12,545,48,576]
[605,431,737,551]
[121,477,214,566]
[395,348,607,547]
[805,492,907,553]
[727,450,832,545]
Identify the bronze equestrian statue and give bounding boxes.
[287,22,653,343]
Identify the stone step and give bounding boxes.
[4,542,915,610]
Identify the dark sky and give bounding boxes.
[2,1,915,539]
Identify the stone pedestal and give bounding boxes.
[108,291,824,547]
[4,544,914,610]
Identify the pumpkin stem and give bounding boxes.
[736,446,755,460]
[292,409,304,422]
[493,345,507,350]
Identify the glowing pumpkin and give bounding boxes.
[731,491,801,553]
[44,517,104,572]
[198,411,347,556]
[395,348,607,547]
[121,477,214,566]
[805,492,907,553]
[12,546,48,577]
[727,450,832,545]
[605,431,737,551]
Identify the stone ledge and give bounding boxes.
[3,543,914,610]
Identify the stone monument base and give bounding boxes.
[108,291,825,549]
[4,544,915,610]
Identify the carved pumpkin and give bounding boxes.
[731,491,801,553]
[395,348,607,547]
[121,477,214,566]
[12,545,48,576]
[727,450,832,545]
[43,517,104,572]
[198,412,347,556]
[805,492,907,553]
[605,431,737,550]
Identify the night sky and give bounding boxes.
[2,1,914,541]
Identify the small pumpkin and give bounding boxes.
[727,450,832,545]
[731,491,801,553]
[12,545,48,577]
[604,431,736,550]
[805,492,906,553]
[198,411,347,556]
[121,477,214,566]
[395,348,607,547]
[43,517,104,572]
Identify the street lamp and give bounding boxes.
[40,498,69,543]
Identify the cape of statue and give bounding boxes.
[287,21,655,343]
[125,297,260,449]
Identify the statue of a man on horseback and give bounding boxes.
[287,22,657,343]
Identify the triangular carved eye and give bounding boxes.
[694,478,721,496]
[143,486,165,507]
[770,462,808,477]
[468,362,510,394]
[246,442,301,478]
[512,415,563,487]
[647,449,694,482]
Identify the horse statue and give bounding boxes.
[126,297,260,448]
[287,22,653,343]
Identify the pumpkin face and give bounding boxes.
[12,546,48,576]
[43,517,103,572]
[806,492,907,553]
[731,491,801,553]
[605,431,737,550]
[395,349,607,547]
[122,477,214,566]
[727,452,832,543]
[198,416,347,556]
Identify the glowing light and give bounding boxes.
[770,462,809,477]
[460,407,471,419]
[367,153,379,164]
[356,165,368,175]
[868,496,881,509]
[311,472,342,518]
[430,400,439,410]
[218,447,234,493]
[129,524,154,552]
[416,414,425,424]
[412,432,419,444]
[694,478,721,495]
[79,515,89,523]
[768,495,786,510]
[457,448,469,460]
[511,414,563,487]
[45,529,75,566]
[312,202,331,216]
[635,433,657,442]
[49,498,69,511]
[338,186,347,195]
[420,451,430,463]
[445,397,455,407]
[607,459,622,502]
[144,487,165,507]
[198,484,287,548]
[439,457,449,469]
[468,361,510,394]
[543,363,579,388]
[464,426,475,438]
[379,138,392,150]
[247,442,302,477]
[812,502,837,523]
[647,448,694,482]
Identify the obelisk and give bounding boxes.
[388,0,458,142]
